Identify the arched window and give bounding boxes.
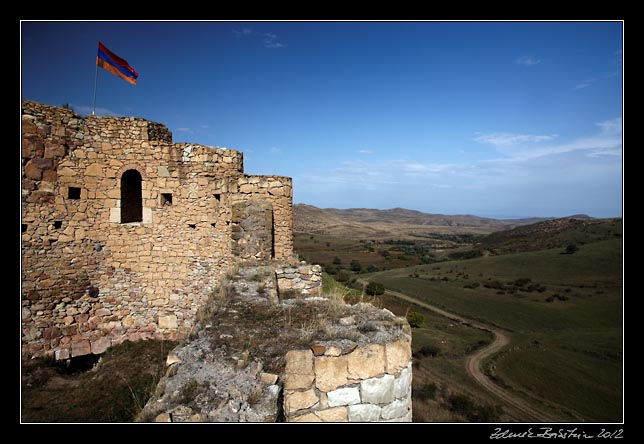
[121,169,142,223]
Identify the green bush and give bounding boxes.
[414,344,440,357]
[333,256,342,265]
[415,382,438,401]
[336,270,352,283]
[366,264,379,273]
[350,260,362,272]
[365,281,385,295]
[407,311,425,328]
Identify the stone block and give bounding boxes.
[385,339,412,374]
[283,373,315,390]
[381,398,410,420]
[109,208,120,223]
[316,407,348,422]
[315,355,348,392]
[157,166,170,177]
[284,389,318,415]
[71,340,91,357]
[347,404,382,422]
[347,344,385,379]
[260,373,279,385]
[324,346,342,357]
[394,365,412,399]
[24,161,42,180]
[360,374,395,404]
[285,349,313,375]
[327,386,361,407]
[91,337,111,354]
[95,308,111,316]
[84,163,102,176]
[290,413,321,422]
[55,348,70,360]
[158,315,178,329]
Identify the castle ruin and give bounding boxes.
[21,100,294,359]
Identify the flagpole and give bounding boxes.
[91,60,98,116]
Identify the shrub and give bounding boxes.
[350,260,362,272]
[365,282,385,296]
[336,270,352,283]
[463,282,480,289]
[407,311,425,328]
[333,256,342,265]
[414,382,438,401]
[414,344,441,357]
[563,244,579,254]
[366,264,379,273]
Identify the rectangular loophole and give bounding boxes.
[161,193,173,206]
[188,224,196,229]
[214,194,221,201]
[53,221,62,229]
[22,224,27,233]
[210,223,216,228]
[68,187,81,199]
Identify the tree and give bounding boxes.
[407,311,425,328]
[333,256,342,265]
[366,264,379,273]
[365,282,385,296]
[350,259,362,272]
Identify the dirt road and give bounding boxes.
[360,280,556,422]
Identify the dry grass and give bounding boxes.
[21,339,176,422]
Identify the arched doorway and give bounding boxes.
[121,169,142,223]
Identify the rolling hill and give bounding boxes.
[294,204,561,239]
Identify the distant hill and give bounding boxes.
[294,204,557,239]
[478,217,622,254]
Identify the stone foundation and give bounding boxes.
[275,263,323,297]
[284,340,412,422]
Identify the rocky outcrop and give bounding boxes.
[137,264,412,423]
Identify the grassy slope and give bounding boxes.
[367,239,623,422]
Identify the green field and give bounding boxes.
[367,239,623,422]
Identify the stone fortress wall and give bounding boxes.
[21,100,293,359]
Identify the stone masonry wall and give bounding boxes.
[21,100,294,359]
[283,339,413,422]
[275,263,322,297]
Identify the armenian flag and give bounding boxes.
[96,42,138,85]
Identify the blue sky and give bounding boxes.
[21,21,623,218]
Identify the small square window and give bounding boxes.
[68,187,81,199]
[214,194,221,201]
[22,224,27,233]
[53,221,62,229]
[161,193,173,206]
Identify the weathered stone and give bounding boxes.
[360,374,395,404]
[166,352,181,366]
[314,407,347,422]
[91,337,111,354]
[157,166,170,177]
[327,386,361,407]
[315,355,348,392]
[55,348,70,360]
[284,349,313,375]
[24,161,43,180]
[381,398,410,420]
[347,344,385,379]
[324,346,342,357]
[289,412,322,422]
[260,372,278,385]
[71,340,91,357]
[158,315,178,329]
[284,389,318,415]
[155,413,172,422]
[339,315,355,326]
[84,163,102,176]
[95,308,111,316]
[22,307,31,320]
[385,339,412,374]
[347,404,382,422]
[394,365,412,398]
[42,327,61,340]
[283,373,315,390]
[310,345,325,356]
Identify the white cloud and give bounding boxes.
[233,27,285,49]
[176,127,193,133]
[296,118,621,216]
[474,133,557,147]
[515,55,541,66]
[271,147,282,154]
[574,79,594,90]
[358,149,374,155]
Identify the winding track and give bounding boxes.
[359,279,556,422]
